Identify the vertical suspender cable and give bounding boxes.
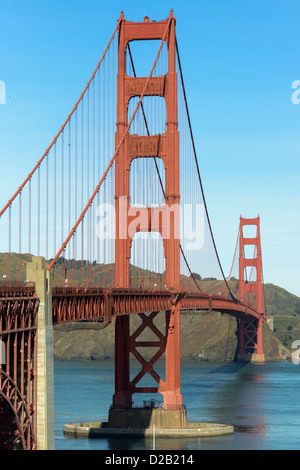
[29,179,31,261]
[175,39,231,295]
[48,17,172,272]
[38,166,40,257]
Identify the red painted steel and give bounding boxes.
[52,288,263,323]
[113,11,183,410]
[0,285,38,450]
[238,216,265,356]
[239,216,264,313]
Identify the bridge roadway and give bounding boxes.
[0,283,265,330]
[52,286,265,325]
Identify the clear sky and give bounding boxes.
[0,0,299,296]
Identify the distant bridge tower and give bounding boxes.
[238,216,265,362]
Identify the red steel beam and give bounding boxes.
[0,290,38,450]
[51,287,265,324]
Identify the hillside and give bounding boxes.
[0,252,298,359]
[263,283,300,350]
[51,280,300,361]
[264,283,300,316]
[53,310,286,362]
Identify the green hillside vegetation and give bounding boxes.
[264,283,300,316]
[272,316,300,348]
[0,252,235,294]
[263,284,300,349]
[0,253,299,314]
[1,252,299,352]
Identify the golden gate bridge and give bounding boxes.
[0,10,266,449]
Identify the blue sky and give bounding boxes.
[0,0,299,296]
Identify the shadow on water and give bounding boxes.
[178,360,271,447]
[205,363,269,440]
[208,362,249,375]
[180,360,249,394]
[235,424,267,436]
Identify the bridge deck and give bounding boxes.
[0,284,265,326]
[51,287,265,324]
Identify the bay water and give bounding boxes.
[54,360,300,450]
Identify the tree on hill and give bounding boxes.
[190,272,202,281]
[294,301,300,314]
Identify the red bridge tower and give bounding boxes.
[238,216,266,362]
[110,11,186,428]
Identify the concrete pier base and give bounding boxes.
[108,407,187,429]
[63,420,234,439]
[64,406,234,439]
[237,353,265,363]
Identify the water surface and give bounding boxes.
[54,360,300,450]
